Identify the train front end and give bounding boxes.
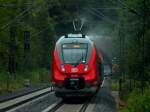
[52,34,102,98]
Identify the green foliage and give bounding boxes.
[113,0,150,86]
[0,0,57,71]
[0,68,50,94]
[112,80,119,91]
[120,89,150,112]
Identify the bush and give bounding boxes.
[120,89,150,112]
[111,80,119,91]
[0,68,51,94]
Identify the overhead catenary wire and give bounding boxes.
[85,8,103,20]
[90,7,117,25]
[0,3,32,8]
[0,0,129,35]
[0,5,33,31]
[1,2,51,39]
[0,1,45,32]
[0,5,49,55]
[30,7,52,38]
[89,0,140,16]
[87,0,122,10]
[90,7,122,10]
[117,0,140,16]
[85,7,132,28]
[84,7,116,25]
[31,26,50,38]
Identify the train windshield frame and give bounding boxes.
[62,43,88,65]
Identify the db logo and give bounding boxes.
[71,68,78,72]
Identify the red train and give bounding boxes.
[52,34,103,98]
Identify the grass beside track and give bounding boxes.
[111,80,119,91]
[0,68,51,94]
[120,88,150,112]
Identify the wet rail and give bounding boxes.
[0,86,53,111]
[42,96,96,112]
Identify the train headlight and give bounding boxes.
[61,65,65,72]
[84,65,88,72]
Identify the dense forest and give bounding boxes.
[0,0,150,111]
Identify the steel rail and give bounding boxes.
[44,97,93,112]
[0,86,53,111]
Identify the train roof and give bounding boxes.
[55,33,104,62]
[56,34,93,45]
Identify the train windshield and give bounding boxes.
[62,43,88,64]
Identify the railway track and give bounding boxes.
[0,86,53,112]
[0,79,114,112]
[0,86,96,112]
[42,96,96,112]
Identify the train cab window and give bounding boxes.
[62,43,88,65]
